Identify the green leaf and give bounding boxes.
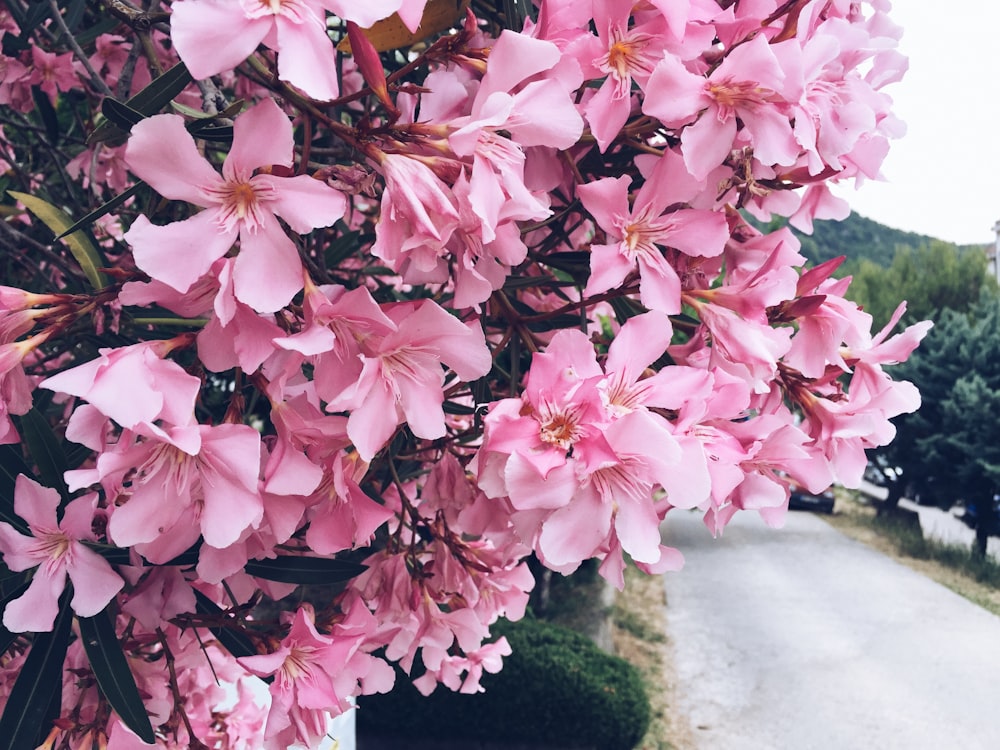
[0,445,30,534]
[0,571,30,615]
[0,594,72,750]
[30,86,59,145]
[0,625,19,659]
[73,17,120,47]
[243,556,367,585]
[88,62,193,145]
[171,98,245,122]
[7,191,109,289]
[55,181,145,240]
[192,590,261,663]
[100,97,146,131]
[13,409,68,500]
[78,607,156,744]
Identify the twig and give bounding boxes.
[47,0,115,97]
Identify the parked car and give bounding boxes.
[788,485,836,514]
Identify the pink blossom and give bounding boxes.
[171,0,341,101]
[644,34,798,180]
[124,97,346,312]
[70,422,264,565]
[578,157,728,313]
[240,603,393,749]
[370,153,460,280]
[39,340,200,434]
[338,299,492,460]
[0,476,123,631]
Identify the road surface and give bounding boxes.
[661,508,1000,749]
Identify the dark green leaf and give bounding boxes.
[55,181,145,240]
[502,0,532,28]
[0,445,30,534]
[63,0,86,34]
[0,570,29,604]
[325,229,362,267]
[14,410,68,500]
[79,607,155,743]
[243,556,367,585]
[442,401,476,416]
[89,62,193,145]
[30,86,59,145]
[0,594,72,750]
[609,296,644,326]
[502,275,556,290]
[193,590,261,664]
[100,97,146,131]
[539,251,591,280]
[189,124,233,142]
[20,2,51,37]
[73,18,121,47]
[524,314,583,333]
[0,625,19,659]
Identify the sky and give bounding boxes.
[830,2,1000,246]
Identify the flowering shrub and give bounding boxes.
[0,1,928,748]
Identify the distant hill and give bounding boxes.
[753,211,989,268]
[793,212,938,267]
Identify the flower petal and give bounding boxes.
[3,566,65,632]
[126,114,225,205]
[170,0,270,80]
[224,98,294,180]
[257,174,346,234]
[232,220,304,313]
[126,212,235,294]
[67,544,124,617]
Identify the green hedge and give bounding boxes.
[357,617,650,750]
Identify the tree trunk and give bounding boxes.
[975,525,989,559]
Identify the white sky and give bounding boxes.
[830,1,1000,246]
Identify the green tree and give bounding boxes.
[845,241,996,330]
[878,295,1000,556]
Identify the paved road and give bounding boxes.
[661,508,1000,750]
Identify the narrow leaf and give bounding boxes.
[7,191,109,289]
[193,590,260,662]
[0,445,30,534]
[30,86,59,145]
[0,571,30,608]
[20,2,52,37]
[88,62,193,145]
[55,181,145,240]
[79,607,156,743]
[13,409,68,500]
[0,594,72,750]
[0,625,19,659]
[243,556,367,585]
[100,97,146,130]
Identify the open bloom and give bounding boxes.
[0,476,123,631]
[124,97,346,313]
[171,0,341,101]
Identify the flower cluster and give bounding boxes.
[0,0,926,747]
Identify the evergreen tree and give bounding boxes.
[846,241,996,330]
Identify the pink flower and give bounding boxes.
[124,97,346,312]
[241,603,393,749]
[370,154,460,279]
[39,340,200,435]
[644,34,798,179]
[170,0,341,101]
[577,0,670,151]
[341,299,492,461]
[578,157,728,314]
[0,476,123,631]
